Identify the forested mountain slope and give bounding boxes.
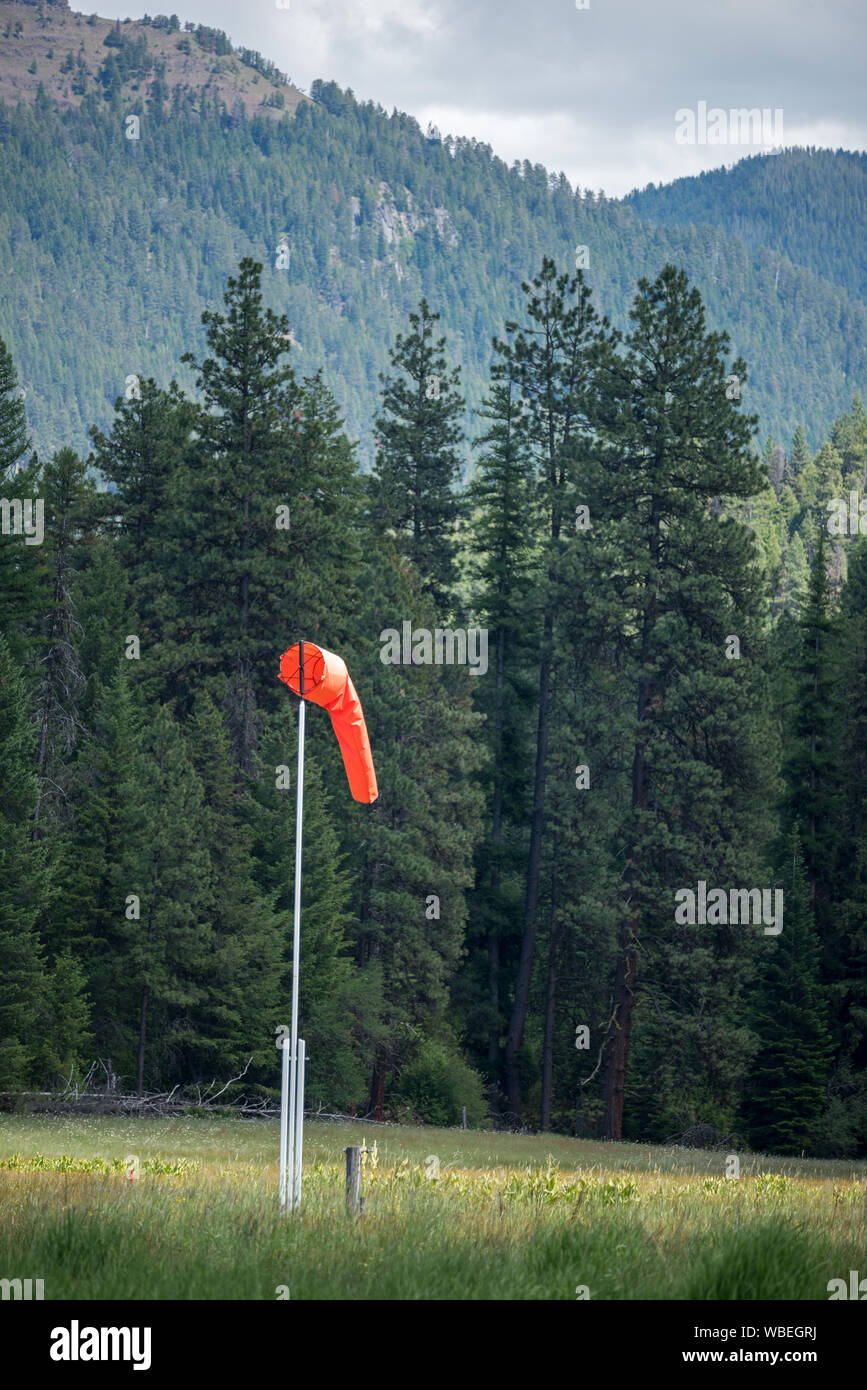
[624,148,867,303]
[3,3,867,1158]
[0,2,864,464]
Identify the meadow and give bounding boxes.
[0,1115,865,1300]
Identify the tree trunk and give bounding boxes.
[487,929,500,1068]
[540,839,561,1131]
[504,609,553,1117]
[487,623,506,1087]
[599,913,638,1139]
[599,497,660,1139]
[599,694,650,1139]
[32,565,66,837]
[136,857,160,1097]
[368,1060,386,1121]
[136,981,149,1099]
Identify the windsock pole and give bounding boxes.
[277,639,377,1209]
[282,642,306,1210]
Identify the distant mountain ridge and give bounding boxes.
[624,148,867,304]
[0,1,307,117]
[0,1,864,466]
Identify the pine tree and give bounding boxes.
[184,690,284,1081]
[281,368,363,647]
[369,298,465,610]
[781,528,842,915]
[763,437,785,498]
[831,394,867,486]
[163,263,361,764]
[0,336,44,671]
[0,334,29,474]
[589,265,774,1140]
[167,259,301,731]
[32,448,97,836]
[501,259,604,1118]
[34,953,93,1085]
[819,536,867,1152]
[48,664,140,1031]
[789,424,812,485]
[75,541,134,717]
[348,542,484,1117]
[743,830,832,1154]
[532,619,628,1133]
[458,338,535,1101]
[0,636,49,1086]
[823,836,867,1154]
[110,705,213,1092]
[89,378,193,678]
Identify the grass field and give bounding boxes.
[1,1114,865,1300]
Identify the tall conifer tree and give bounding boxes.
[110,706,213,1092]
[743,830,831,1154]
[0,636,49,1086]
[32,448,96,835]
[502,259,604,1118]
[0,336,44,671]
[369,298,465,610]
[589,265,773,1140]
[458,338,535,1101]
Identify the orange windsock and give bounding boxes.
[278,642,378,804]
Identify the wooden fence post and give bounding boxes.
[345,1145,362,1214]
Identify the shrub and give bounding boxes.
[395,1040,486,1127]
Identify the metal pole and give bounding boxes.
[286,642,306,1211]
[278,1036,290,1208]
[293,1039,306,1209]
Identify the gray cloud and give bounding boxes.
[97,0,865,193]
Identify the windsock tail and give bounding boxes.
[279,642,378,803]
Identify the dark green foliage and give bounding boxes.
[1,86,864,468]
[780,530,842,910]
[348,542,485,1115]
[0,334,43,671]
[743,831,832,1154]
[625,149,867,303]
[814,537,867,1153]
[110,704,214,1092]
[46,665,140,969]
[585,264,777,1140]
[160,262,361,744]
[499,259,607,1117]
[0,637,51,1087]
[183,691,284,1082]
[369,298,465,609]
[395,1037,487,1127]
[454,343,535,1097]
[0,166,863,1152]
[31,447,98,836]
[0,335,29,473]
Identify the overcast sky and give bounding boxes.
[97,0,866,195]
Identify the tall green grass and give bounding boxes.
[0,1116,863,1299]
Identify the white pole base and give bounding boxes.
[279,1038,306,1211]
